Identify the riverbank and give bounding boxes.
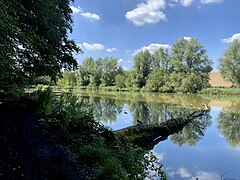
[33,85,240,96]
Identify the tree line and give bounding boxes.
[57,38,240,93]
[56,38,213,93]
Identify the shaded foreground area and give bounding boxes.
[0,102,89,179]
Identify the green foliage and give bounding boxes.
[219,40,240,86]
[152,48,171,71]
[0,0,80,92]
[133,50,152,88]
[58,37,213,93]
[38,91,166,179]
[57,71,77,86]
[170,38,212,92]
[146,69,167,92]
[179,74,203,93]
[115,74,126,88]
[77,57,123,87]
[200,87,240,95]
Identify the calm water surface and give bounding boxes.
[75,91,240,180]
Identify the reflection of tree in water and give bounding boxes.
[77,96,123,122]
[128,101,151,124]
[147,102,212,146]
[78,95,212,146]
[217,110,240,148]
[170,111,212,146]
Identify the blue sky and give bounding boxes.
[69,0,240,71]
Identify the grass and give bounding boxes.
[200,87,240,95]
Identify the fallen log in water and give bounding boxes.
[113,108,209,150]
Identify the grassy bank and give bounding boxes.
[33,88,166,179]
[200,87,240,95]
[27,85,240,96]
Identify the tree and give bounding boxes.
[152,48,171,72]
[77,57,96,86]
[133,50,152,88]
[101,57,120,86]
[146,69,166,92]
[115,74,126,88]
[0,0,80,92]
[57,71,77,86]
[170,38,212,92]
[219,40,240,86]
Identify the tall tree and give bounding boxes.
[0,0,80,92]
[133,50,152,88]
[219,40,240,86]
[101,57,120,86]
[170,38,212,92]
[152,48,171,72]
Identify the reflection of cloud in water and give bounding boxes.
[191,171,219,180]
[176,167,191,178]
[166,167,220,180]
[144,151,165,180]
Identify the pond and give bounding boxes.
[74,90,240,180]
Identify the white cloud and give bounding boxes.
[180,0,195,7]
[134,43,170,54]
[176,167,191,178]
[222,33,240,43]
[118,58,123,63]
[81,12,101,21]
[106,47,118,52]
[200,0,223,4]
[125,0,167,26]
[79,43,117,52]
[183,36,193,41]
[70,6,82,14]
[79,42,105,51]
[191,171,219,180]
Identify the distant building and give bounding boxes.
[209,72,232,87]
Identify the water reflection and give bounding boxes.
[217,111,240,148]
[74,91,240,179]
[76,93,213,147]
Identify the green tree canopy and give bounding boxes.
[219,40,240,86]
[133,50,152,88]
[170,38,212,92]
[0,0,80,92]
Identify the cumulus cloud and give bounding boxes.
[134,43,170,54]
[79,42,105,51]
[70,6,82,14]
[222,33,240,43]
[176,167,191,178]
[125,0,167,26]
[180,0,195,7]
[200,0,223,4]
[79,42,117,52]
[183,36,193,41]
[81,12,101,21]
[106,47,118,52]
[192,171,219,180]
[70,6,100,21]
